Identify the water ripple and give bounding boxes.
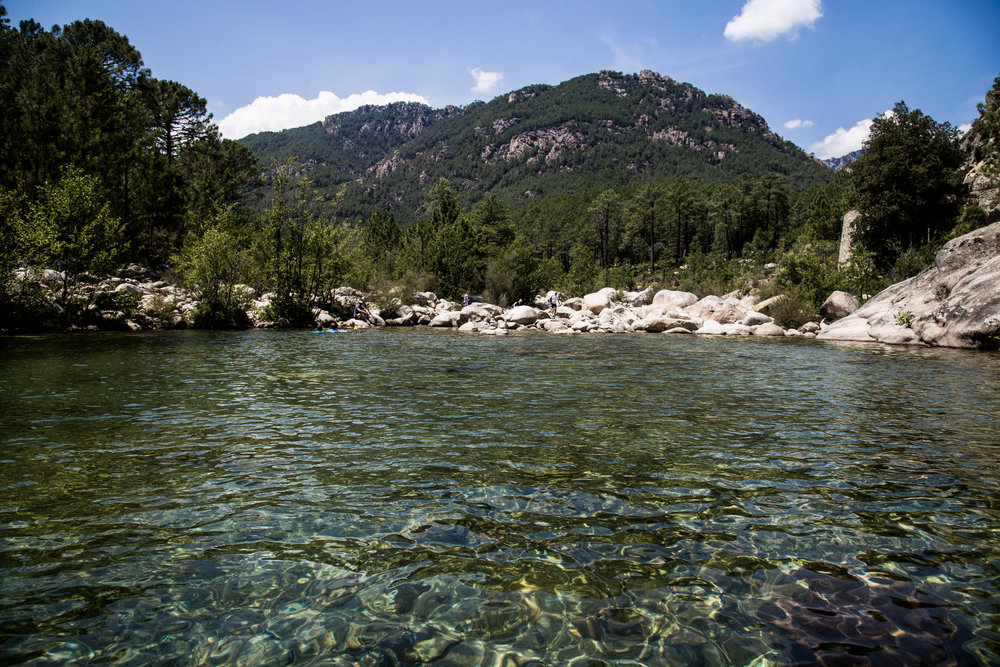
[1,330,999,664]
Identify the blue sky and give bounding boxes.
[7,0,1000,158]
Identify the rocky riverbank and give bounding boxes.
[6,222,997,348]
[355,286,822,340]
[3,264,820,340]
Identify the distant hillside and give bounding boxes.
[241,70,832,224]
[822,149,863,171]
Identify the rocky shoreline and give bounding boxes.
[6,222,998,349]
[1,267,823,340]
[359,286,822,340]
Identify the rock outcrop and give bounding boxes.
[838,211,861,265]
[818,221,1000,349]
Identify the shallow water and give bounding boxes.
[1,329,999,665]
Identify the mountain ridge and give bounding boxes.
[240,70,833,224]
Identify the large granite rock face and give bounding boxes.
[818,221,1000,349]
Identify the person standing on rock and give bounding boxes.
[549,292,559,316]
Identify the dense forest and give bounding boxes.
[1,3,997,331]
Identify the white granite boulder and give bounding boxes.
[582,288,618,313]
[653,289,698,309]
[505,305,543,326]
[429,311,460,327]
[819,291,861,321]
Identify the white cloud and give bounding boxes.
[808,108,895,158]
[469,68,504,96]
[809,116,875,159]
[959,122,973,134]
[724,0,823,43]
[784,118,815,129]
[217,89,429,139]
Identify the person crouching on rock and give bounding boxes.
[354,302,374,325]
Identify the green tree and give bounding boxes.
[427,215,483,298]
[21,167,125,322]
[259,162,344,323]
[971,73,1000,178]
[426,178,462,228]
[469,192,514,252]
[628,181,666,274]
[0,186,22,306]
[849,101,963,267]
[566,240,599,294]
[361,208,402,275]
[587,188,622,270]
[146,79,214,164]
[665,177,696,264]
[176,207,254,328]
[484,234,537,305]
[0,13,259,269]
[754,173,791,249]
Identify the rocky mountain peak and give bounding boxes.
[240,70,830,224]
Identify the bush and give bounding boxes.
[774,241,839,307]
[948,205,990,239]
[262,296,313,326]
[769,288,816,329]
[143,294,178,323]
[192,302,250,329]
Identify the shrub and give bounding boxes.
[143,294,178,323]
[192,302,250,329]
[948,205,990,239]
[769,287,816,329]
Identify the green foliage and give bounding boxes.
[142,293,177,323]
[566,241,600,295]
[0,187,23,307]
[93,288,141,317]
[768,289,815,329]
[3,11,991,331]
[0,13,260,267]
[176,207,254,328]
[1,268,52,329]
[839,244,884,299]
[971,73,1000,179]
[849,101,963,268]
[530,257,565,299]
[256,161,354,323]
[894,310,914,328]
[949,205,990,239]
[483,235,537,306]
[18,167,125,324]
[361,209,401,270]
[774,240,840,307]
[22,167,124,275]
[670,249,745,297]
[886,242,937,285]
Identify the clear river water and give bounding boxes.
[1,329,999,665]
